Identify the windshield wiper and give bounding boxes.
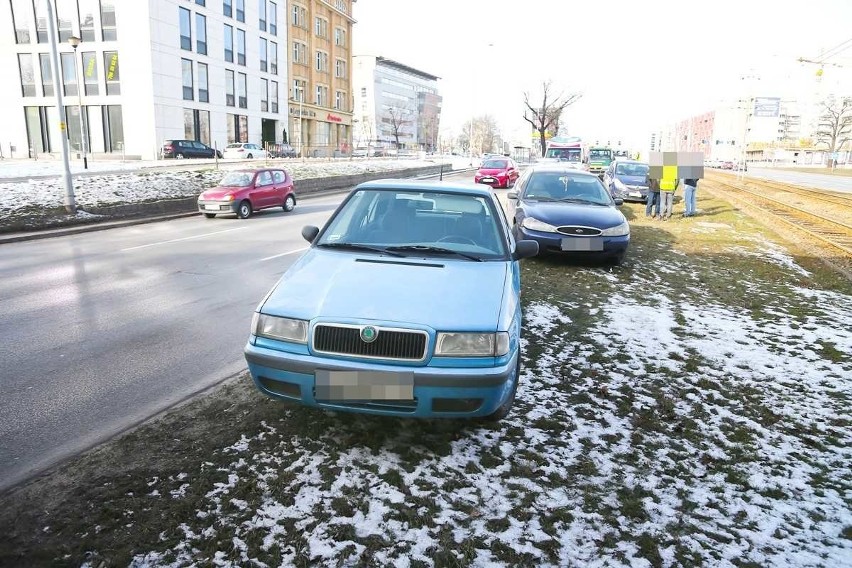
[386,245,483,262]
[556,197,601,204]
[317,242,404,257]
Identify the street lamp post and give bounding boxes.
[295,85,304,158]
[67,35,88,169]
[44,0,75,213]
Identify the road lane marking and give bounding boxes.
[120,227,250,252]
[260,247,309,261]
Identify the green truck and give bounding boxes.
[587,146,614,177]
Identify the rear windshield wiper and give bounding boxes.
[386,245,483,262]
[317,242,404,257]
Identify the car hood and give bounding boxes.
[615,175,648,186]
[521,200,625,228]
[199,186,245,199]
[261,248,510,330]
[477,168,506,175]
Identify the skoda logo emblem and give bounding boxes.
[575,229,583,234]
[360,326,379,343]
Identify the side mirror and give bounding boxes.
[512,240,539,260]
[614,198,624,206]
[506,191,519,200]
[301,225,320,243]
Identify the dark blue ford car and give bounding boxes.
[507,165,630,264]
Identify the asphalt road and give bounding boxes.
[744,167,852,194]
[0,170,475,491]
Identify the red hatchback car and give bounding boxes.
[475,157,520,188]
[197,168,297,219]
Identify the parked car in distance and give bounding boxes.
[475,157,520,188]
[603,159,650,202]
[223,143,268,159]
[507,164,630,264]
[197,168,296,219]
[243,179,539,421]
[268,143,298,158]
[162,139,222,159]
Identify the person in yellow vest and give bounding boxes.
[659,175,679,220]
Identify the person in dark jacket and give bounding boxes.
[683,178,699,217]
[646,176,661,218]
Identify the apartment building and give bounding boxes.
[352,55,442,152]
[1,0,287,160]
[287,0,354,157]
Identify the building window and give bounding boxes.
[335,0,346,13]
[104,51,120,95]
[259,0,266,31]
[196,14,207,55]
[227,114,248,143]
[103,104,124,152]
[293,42,306,65]
[184,108,195,139]
[316,51,328,72]
[269,41,278,74]
[196,0,206,5]
[270,80,278,113]
[238,72,247,108]
[292,79,305,101]
[224,24,233,62]
[259,38,267,72]
[223,0,232,17]
[34,0,49,43]
[198,62,209,102]
[39,54,53,97]
[11,0,34,44]
[335,90,345,111]
[101,0,117,41]
[82,52,99,95]
[18,54,36,97]
[225,69,235,106]
[335,59,346,79]
[236,0,245,22]
[334,27,345,47]
[236,29,246,65]
[182,58,194,100]
[314,17,327,38]
[25,106,52,154]
[261,78,268,111]
[179,8,192,51]
[184,109,211,144]
[316,121,330,147]
[315,85,328,107]
[56,0,77,43]
[291,4,305,27]
[64,104,88,153]
[61,52,78,96]
[269,1,277,35]
[78,0,98,41]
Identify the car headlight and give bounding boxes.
[600,221,630,236]
[226,195,235,201]
[251,313,308,343]
[522,216,557,232]
[435,332,510,357]
[613,179,627,191]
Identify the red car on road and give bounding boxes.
[197,168,297,219]
[475,157,520,189]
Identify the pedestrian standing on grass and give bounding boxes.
[683,178,699,217]
[659,177,677,220]
[645,176,661,218]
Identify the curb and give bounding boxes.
[0,166,477,245]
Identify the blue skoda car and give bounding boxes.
[244,180,538,421]
[508,165,630,264]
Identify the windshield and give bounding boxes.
[589,149,612,159]
[316,189,508,260]
[545,148,581,161]
[220,172,254,187]
[615,163,650,177]
[481,159,508,169]
[523,172,613,205]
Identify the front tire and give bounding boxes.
[175,153,184,159]
[246,153,253,159]
[237,200,252,219]
[282,194,296,212]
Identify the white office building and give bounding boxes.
[1,0,287,160]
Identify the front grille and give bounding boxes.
[556,226,602,236]
[312,324,428,361]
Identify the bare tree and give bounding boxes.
[354,115,375,151]
[523,81,582,157]
[458,115,502,156]
[814,96,852,166]
[383,105,412,150]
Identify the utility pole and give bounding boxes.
[45,0,76,213]
[68,35,89,169]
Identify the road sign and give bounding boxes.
[753,97,781,118]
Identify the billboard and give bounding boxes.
[753,97,781,118]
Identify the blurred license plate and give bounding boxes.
[205,204,219,210]
[315,370,414,401]
[481,177,495,183]
[561,237,604,251]
[629,191,642,197]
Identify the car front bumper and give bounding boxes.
[517,226,629,258]
[198,200,238,214]
[244,341,518,418]
[615,187,649,202]
[475,175,508,187]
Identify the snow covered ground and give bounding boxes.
[123,241,851,567]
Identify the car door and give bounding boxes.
[193,142,212,158]
[271,170,288,205]
[251,171,276,208]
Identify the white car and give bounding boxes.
[223,143,267,159]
